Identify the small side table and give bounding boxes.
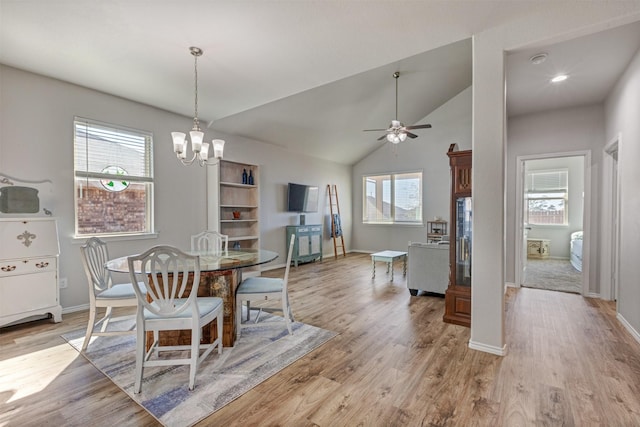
[527,238,550,259]
[371,250,408,281]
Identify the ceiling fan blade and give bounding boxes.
[364,128,389,132]
[406,132,418,139]
[405,123,432,130]
[377,134,388,141]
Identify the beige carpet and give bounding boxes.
[523,258,582,294]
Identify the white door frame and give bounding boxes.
[514,150,591,295]
[600,134,621,302]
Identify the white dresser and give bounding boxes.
[0,174,61,327]
[0,218,62,327]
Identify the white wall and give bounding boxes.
[506,106,604,293]
[351,86,472,252]
[604,46,640,337]
[0,65,350,311]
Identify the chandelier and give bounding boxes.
[171,47,225,166]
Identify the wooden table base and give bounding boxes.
[146,269,238,349]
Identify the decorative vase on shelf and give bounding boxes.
[233,241,241,250]
[242,169,248,184]
[248,170,254,185]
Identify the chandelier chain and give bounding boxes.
[193,50,200,131]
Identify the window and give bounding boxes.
[526,169,568,225]
[74,117,154,236]
[363,171,422,224]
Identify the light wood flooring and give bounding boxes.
[2,253,640,426]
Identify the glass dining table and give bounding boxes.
[106,248,278,347]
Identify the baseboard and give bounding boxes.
[505,282,516,294]
[617,312,640,345]
[468,339,507,356]
[257,249,357,273]
[587,292,600,298]
[62,303,89,314]
[322,249,353,258]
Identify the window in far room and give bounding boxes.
[74,117,154,236]
[525,169,568,225]
[362,171,422,224]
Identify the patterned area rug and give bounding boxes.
[62,312,337,427]
[523,258,582,294]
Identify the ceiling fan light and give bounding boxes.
[399,132,407,142]
[387,133,401,144]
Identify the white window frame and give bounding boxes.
[362,170,423,225]
[525,169,568,226]
[73,117,155,237]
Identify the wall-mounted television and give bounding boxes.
[287,183,319,212]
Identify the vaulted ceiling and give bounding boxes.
[2,2,639,165]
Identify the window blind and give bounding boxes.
[74,117,153,182]
[527,169,568,193]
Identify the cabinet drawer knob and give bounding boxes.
[1,265,17,272]
[36,262,50,268]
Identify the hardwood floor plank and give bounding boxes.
[2,254,640,426]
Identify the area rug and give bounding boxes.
[523,258,582,294]
[62,313,337,427]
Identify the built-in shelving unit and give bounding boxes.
[218,160,260,249]
[208,160,261,276]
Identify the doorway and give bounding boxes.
[515,151,590,295]
[600,135,620,302]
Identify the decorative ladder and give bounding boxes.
[327,184,346,259]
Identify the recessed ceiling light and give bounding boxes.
[551,74,569,83]
[530,53,548,65]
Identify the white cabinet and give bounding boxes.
[0,218,61,327]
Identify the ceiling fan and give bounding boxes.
[364,71,432,144]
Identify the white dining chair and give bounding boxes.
[80,237,145,351]
[127,245,223,392]
[191,230,228,254]
[235,234,295,339]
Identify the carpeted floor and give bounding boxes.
[62,312,337,427]
[523,258,582,294]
